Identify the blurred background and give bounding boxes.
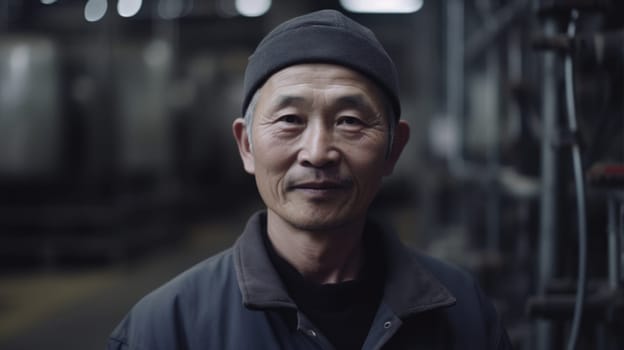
[0,0,623,349]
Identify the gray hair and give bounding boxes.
[243,90,261,150]
[242,90,396,157]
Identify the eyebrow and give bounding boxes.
[334,94,377,115]
[270,95,307,111]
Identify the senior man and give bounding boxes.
[108,9,511,350]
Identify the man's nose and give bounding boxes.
[298,123,340,168]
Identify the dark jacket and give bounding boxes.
[107,211,512,350]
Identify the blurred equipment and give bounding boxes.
[0,37,62,177]
[527,1,624,349]
[427,0,624,349]
[0,28,184,266]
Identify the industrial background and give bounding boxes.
[0,0,622,349]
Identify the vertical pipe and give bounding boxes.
[608,198,619,290]
[486,37,501,252]
[446,0,464,175]
[445,0,468,238]
[536,18,558,350]
[619,200,624,286]
[564,13,586,350]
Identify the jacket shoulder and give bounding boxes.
[108,248,238,349]
[138,248,236,306]
[411,252,512,349]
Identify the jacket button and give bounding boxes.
[383,321,392,329]
[307,329,317,337]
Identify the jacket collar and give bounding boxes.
[379,222,457,316]
[233,211,456,317]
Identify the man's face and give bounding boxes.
[234,64,408,232]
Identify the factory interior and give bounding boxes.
[0,0,623,349]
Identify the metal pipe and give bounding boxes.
[446,0,464,169]
[536,17,559,350]
[485,43,501,252]
[563,11,587,350]
[446,0,503,183]
[464,0,530,63]
[619,200,624,285]
[608,198,620,289]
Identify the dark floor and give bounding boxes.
[0,217,242,350]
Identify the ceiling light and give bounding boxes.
[84,0,108,22]
[340,0,423,13]
[117,0,142,18]
[235,0,271,17]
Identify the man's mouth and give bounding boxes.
[289,179,353,192]
[295,181,345,189]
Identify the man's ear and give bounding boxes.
[383,120,410,176]
[232,118,255,174]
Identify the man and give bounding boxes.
[108,9,511,350]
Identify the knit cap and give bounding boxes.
[242,9,400,119]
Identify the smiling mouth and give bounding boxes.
[290,179,353,192]
[296,182,345,190]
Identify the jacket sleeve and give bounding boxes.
[107,337,129,350]
[106,315,133,350]
[419,253,514,350]
[104,293,187,350]
[495,324,513,350]
[489,302,513,350]
[473,278,513,350]
[491,306,513,350]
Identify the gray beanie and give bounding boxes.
[242,9,401,119]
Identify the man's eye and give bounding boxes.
[278,115,302,124]
[338,116,363,126]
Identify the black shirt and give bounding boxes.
[262,226,385,350]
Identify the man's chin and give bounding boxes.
[291,220,345,232]
[282,211,359,233]
[266,201,366,233]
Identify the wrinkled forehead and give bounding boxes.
[255,63,390,116]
